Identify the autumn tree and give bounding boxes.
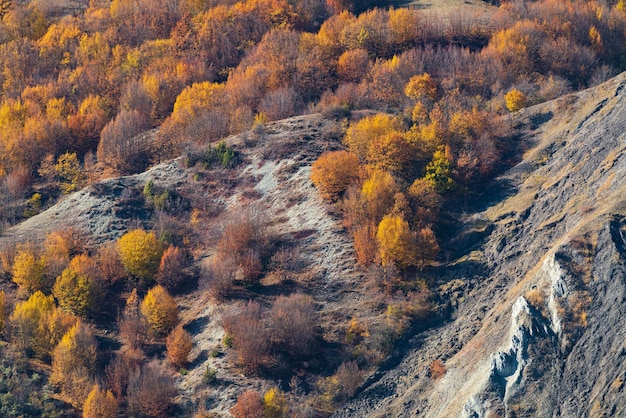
[96,241,126,285]
[52,265,101,317]
[54,152,85,194]
[366,131,412,174]
[83,384,118,418]
[216,209,270,285]
[415,227,439,266]
[166,325,193,368]
[405,73,437,103]
[343,113,403,161]
[352,221,378,265]
[337,48,370,84]
[97,109,152,174]
[407,178,441,227]
[33,307,78,362]
[376,214,417,268]
[505,88,527,112]
[9,290,54,353]
[361,169,399,223]
[118,229,164,286]
[310,150,361,201]
[50,321,98,407]
[0,290,5,337]
[141,285,179,337]
[12,244,46,296]
[67,95,109,156]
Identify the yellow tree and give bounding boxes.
[361,169,399,223]
[141,285,178,337]
[505,89,527,112]
[10,291,55,352]
[83,384,118,418]
[366,131,412,174]
[52,265,101,317]
[12,244,46,296]
[50,321,98,407]
[405,73,437,103]
[376,214,417,268]
[310,150,361,201]
[118,229,163,285]
[263,387,288,418]
[343,113,402,161]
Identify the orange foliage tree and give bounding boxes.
[310,150,361,201]
[166,325,193,368]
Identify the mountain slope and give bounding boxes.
[335,73,626,417]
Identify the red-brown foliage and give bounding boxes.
[230,390,264,418]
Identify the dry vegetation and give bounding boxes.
[0,0,625,416]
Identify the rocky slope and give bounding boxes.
[335,74,626,417]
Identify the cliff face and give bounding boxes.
[336,74,626,417]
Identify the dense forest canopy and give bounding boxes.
[0,0,625,416]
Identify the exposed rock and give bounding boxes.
[335,73,626,417]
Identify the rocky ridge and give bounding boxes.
[336,73,626,417]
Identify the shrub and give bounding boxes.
[231,390,264,418]
[166,326,193,368]
[319,361,362,407]
[118,289,148,349]
[127,361,176,418]
[263,387,288,418]
[310,150,361,201]
[202,366,217,384]
[157,246,186,293]
[429,359,446,380]
[118,229,164,286]
[83,384,118,418]
[269,293,317,358]
[141,285,179,337]
[222,300,270,372]
[204,256,236,300]
[203,140,238,169]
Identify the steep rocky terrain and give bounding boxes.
[335,74,626,417]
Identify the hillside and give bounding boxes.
[335,72,626,417]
